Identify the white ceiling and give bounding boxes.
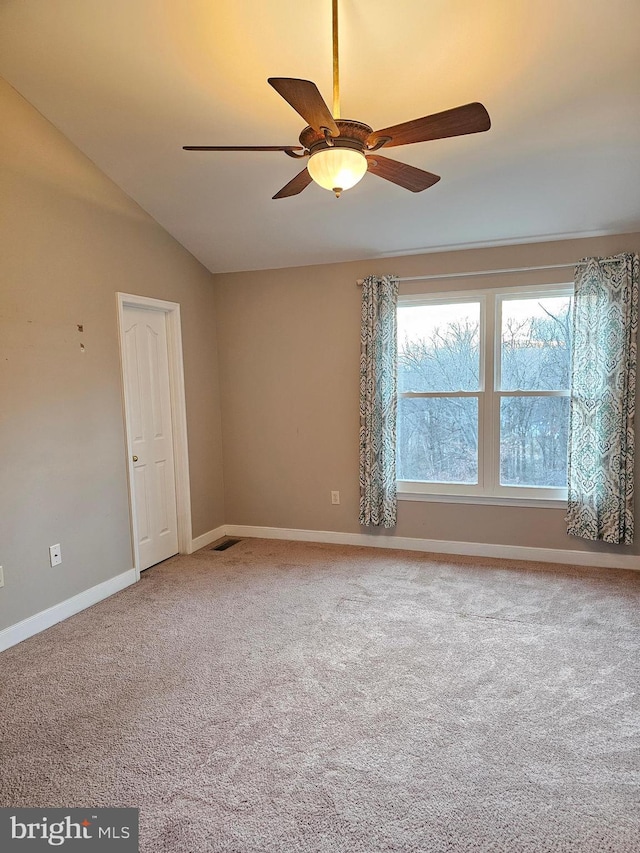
[1,0,639,273]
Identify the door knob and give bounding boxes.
[132,455,138,462]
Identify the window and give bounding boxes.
[397,285,573,504]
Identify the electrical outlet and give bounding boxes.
[331,490,340,505]
[49,544,62,567]
[0,566,4,588]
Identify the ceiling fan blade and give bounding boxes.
[183,145,304,151]
[366,155,440,192]
[268,78,339,137]
[273,167,313,199]
[368,102,491,149]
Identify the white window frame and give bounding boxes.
[397,283,572,507]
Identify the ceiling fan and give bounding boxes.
[184,0,491,200]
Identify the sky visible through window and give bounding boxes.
[398,301,479,352]
[398,296,572,350]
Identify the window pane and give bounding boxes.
[500,295,572,391]
[397,397,478,483]
[500,396,569,487]
[398,301,480,392]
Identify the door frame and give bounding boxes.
[116,293,193,579]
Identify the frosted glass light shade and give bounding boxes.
[307,148,367,194]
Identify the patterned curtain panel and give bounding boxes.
[359,275,398,527]
[566,252,639,545]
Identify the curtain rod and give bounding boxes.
[355,258,623,286]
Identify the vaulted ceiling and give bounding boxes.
[1,0,639,273]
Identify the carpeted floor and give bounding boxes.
[1,539,639,852]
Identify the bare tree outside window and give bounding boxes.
[397,292,572,492]
[499,296,572,487]
[397,302,480,483]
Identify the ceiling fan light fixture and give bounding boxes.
[307,147,367,196]
[184,4,491,201]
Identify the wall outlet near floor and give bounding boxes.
[331,490,340,505]
[0,566,3,588]
[49,544,62,567]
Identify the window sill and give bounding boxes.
[397,491,567,509]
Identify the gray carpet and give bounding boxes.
[1,538,639,852]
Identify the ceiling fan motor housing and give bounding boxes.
[300,119,373,156]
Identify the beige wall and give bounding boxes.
[0,79,224,632]
[214,232,640,559]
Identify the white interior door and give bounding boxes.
[122,305,179,570]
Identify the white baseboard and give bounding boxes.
[224,524,640,571]
[0,569,137,653]
[189,525,227,553]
